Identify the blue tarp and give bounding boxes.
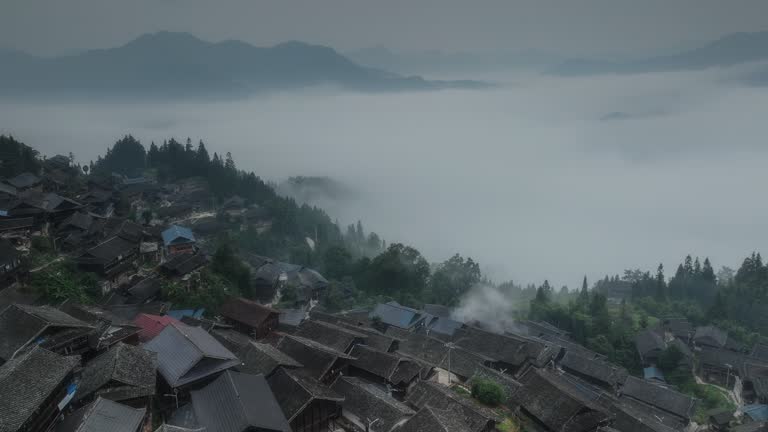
[643,366,666,382]
[744,404,768,422]
[167,308,205,320]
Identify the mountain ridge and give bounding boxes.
[0,31,489,99]
[551,30,768,76]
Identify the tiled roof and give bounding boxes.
[81,235,137,263]
[276,334,353,381]
[335,322,396,352]
[620,376,695,420]
[278,309,306,327]
[452,326,535,367]
[350,345,401,380]
[399,406,472,432]
[267,368,343,422]
[560,351,628,388]
[0,217,33,232]
[161,253,208,275]
[695,326,728,347]
[294,320,366,353]
[76,342,157,402]
[634,328,666,357]
[7,172,40,189]
[406,380,499,432]
[515,369,609,432]
[54,397,146,432]
[332,376,415,432]
[423,304,452,318]
[611,401,680,432]
[190,370,290,432]
[0,346,79,432]
[219,297,279,329]
[143,322,239,388]
[211,329,302,376]
[0,304,92,361]
[125,278,162,304]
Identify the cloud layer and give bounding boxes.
[3,67,768,287]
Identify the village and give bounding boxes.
[2,153,768,432]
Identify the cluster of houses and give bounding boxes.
[1,286,761,432]
[4,163,768,432]
[634,318,768,431]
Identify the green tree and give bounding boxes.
[141,210,152,226]
[655,263,666,300]
[427,254,482,306]
[362,243,430,306]
[471,378,505,406]
[212,242,253,299]
[323,246,353,280]
[93,135,146,176]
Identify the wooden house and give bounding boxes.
[0,346,80,432]
[219,297,280,339]
[268,368,344,432]
[161,225,196,256]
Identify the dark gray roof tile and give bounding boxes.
[332,376,414,432]
[143,323,239,388]
[190,370,290,432]
[55,397,146,432]
[0,346,79,432]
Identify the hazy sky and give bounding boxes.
[2,0,768,56]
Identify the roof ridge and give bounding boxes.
[226,370,250,423]
[74,398,102,432]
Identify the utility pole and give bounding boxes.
[445,342,456,385]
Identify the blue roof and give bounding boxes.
[370,302,421,328]
[744,404,768,421]
[428,317,464,336]
[167,309,205,320]
[162,225,196,246]
[643,366,665,382]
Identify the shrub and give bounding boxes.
[31,236,53,253]
[471,378,505,406]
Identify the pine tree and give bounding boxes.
[196,141,210,163]
[684,255,694,275]
[578,276,589,307]
[224,152,236,171]
[702,258,715,282]
[356,220,364,242]
[655,263,666,300]
[708,291,727,320]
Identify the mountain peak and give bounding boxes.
[122,31,208,50]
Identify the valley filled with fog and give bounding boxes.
[3,65,768,287]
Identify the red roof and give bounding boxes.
[134,313,180,342]
[220,297,279,329]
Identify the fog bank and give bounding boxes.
[3,67,768,287]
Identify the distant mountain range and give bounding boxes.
[551,31,768,76]
[0,32,489,99]
[346,46,562,75]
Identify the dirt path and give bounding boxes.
[694,374,741,408]
[30,256,63,273]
